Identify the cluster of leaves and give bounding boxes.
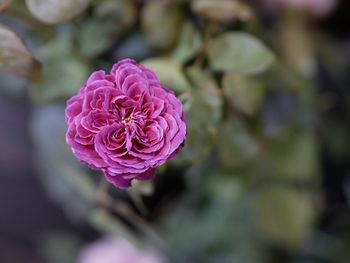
[1,0,350,263]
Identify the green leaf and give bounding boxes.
[218,118,259,167]
[186,67,222,124]
[40,56,89,101]
[179,67,222,163]
[267,132,319,181]
[141,0,182,50]
[208,176,243,205]
[207,32,275,74]
[223,72,265,115]
[34,30,89,101]
[191,0,238,22]
[141,58,190,93]
[94,0,136,33]
[25,0,90,24]
[171,22,202,64]
[114,34,153,61]
[0,24,41,82]
[255,186,316,247]
[78,19,111,58]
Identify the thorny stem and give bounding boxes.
[128,187,149,216]
[95,178,109,202]
[94,179,166,249]
[193,21,219,69]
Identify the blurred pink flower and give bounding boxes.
[264,0,338,16]
[65,59,186,189]
[78,237,168,263]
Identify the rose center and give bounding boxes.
[122,115,133,125]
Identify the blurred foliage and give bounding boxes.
[0,23,41,82]
[207,32,275,74]
[1,0,350,262]
[25,0,91,24]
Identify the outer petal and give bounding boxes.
[66,122,107,169]
[86,70,106,85]
[66,94,83,124]
[103,169,133,189]
[136,168,156,180]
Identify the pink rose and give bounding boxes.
[65,59,186,188]
[78,237,168,263]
